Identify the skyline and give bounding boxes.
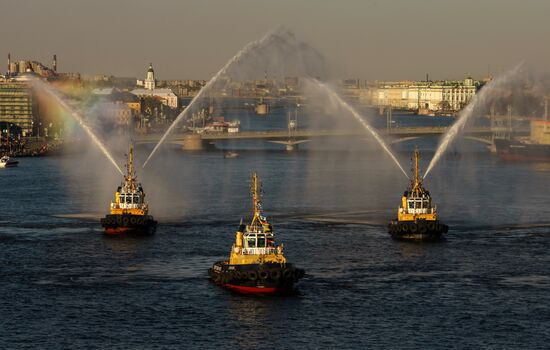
[2,0,549,80]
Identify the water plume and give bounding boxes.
[306,78,409,179]
[31,78,124,175]
[423,64,524,178]
[142,27,326,168]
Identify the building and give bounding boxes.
[0,82,36,136]
[362,77,481,114]
[136,63,156,90]
[92,87,116,96]
[7,54,57,79]
[131,88,178,109]
[132,63,178,108]
[144,63,155,90]
[99,101,133,126]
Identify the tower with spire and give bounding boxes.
[144,63,156,90]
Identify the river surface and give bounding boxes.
[1,112,550,349]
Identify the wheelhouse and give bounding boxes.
[403,192,435,215]
[242,231,277,255]
[113,189,146,210]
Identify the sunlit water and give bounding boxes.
[1,116,550,348]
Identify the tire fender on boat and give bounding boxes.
[259,269,269,280]
[248,271,258,281]
[270,269,281,281]
[419,224,427,233]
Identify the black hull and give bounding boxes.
[208,261,304,294]
[100,214,157,235]
[494,139,550,161]
[388,220,448,241]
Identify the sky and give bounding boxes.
[2,0,549,81]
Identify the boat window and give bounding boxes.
[415,201,421,209]
[423,200,429,208]
[119,194,125,203]
[408,201,414,209]
[247,236,256,248]
[257,234,266,248]
[133,195,140,204]
[126,195,132,204]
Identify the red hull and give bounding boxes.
[104,227,132,235]
[222,283,288,295]
[499,153,550,161]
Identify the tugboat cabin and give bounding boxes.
[241,224,277,256]
[402,194,435,215]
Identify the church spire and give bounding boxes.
[145,63,155,90]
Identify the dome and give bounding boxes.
[147,63,154,73]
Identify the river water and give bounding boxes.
[1,111,549,349]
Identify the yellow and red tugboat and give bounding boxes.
[100,144,157,235]
[388,149,448,241]
[209,172,305,294]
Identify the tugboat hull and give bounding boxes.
[494,139,550,161]
[388,220,448,241]
[208,261,304,295]
[100,214,157,235]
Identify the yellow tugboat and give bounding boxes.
[388,149,448,241]
[209,172,304,294]
[100,144,157,235]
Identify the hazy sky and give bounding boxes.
[2,0,549,81]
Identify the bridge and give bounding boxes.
[134,126,529,151]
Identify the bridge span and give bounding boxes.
[134,126,529,151]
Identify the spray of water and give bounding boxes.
[307,78,409,178]
[423,64,523,178]
[31,78,124,175]
[142,28,287,168]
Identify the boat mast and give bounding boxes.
[251,172,262,226]
[126,143,136,189]
[411,148,423,195]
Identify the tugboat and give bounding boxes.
[209,172,305,294]
[0,155,18,168]
[388,149,448,241]
[494,98,550,161]
[223,151,239,159]
[100,144,157,235]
